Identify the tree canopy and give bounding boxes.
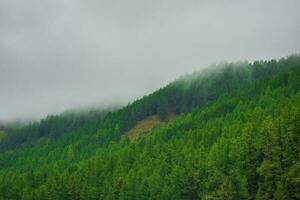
[0,54,299,199]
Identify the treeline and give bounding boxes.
[0,108,114,151]
[102,55,300,135]
[2,55,299,151]
[0,55,299,199]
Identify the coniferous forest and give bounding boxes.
[0,55,300,199]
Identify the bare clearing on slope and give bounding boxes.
[127,114,177,141]
[128,115,161,141]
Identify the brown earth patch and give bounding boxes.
[128,115,162,141]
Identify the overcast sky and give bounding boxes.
[1,0,300,122]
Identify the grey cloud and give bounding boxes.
[1,0,300,121]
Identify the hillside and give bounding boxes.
[0,55,299,199]
[0,107,116,151]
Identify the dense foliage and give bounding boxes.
[0,108,115,151]
[0,55,299,199]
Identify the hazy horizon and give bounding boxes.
[1,0,300,122]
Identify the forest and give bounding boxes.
[0,54,299,199]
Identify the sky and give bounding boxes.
[1,0,300,122]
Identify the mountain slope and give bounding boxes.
[0,54,299,199]
[3,56,296,151]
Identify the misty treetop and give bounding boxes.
[0,54,299,199]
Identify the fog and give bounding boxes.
[1,0,300,122]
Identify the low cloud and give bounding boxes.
[1,0,300,121]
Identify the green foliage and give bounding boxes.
[0,54,299,199]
